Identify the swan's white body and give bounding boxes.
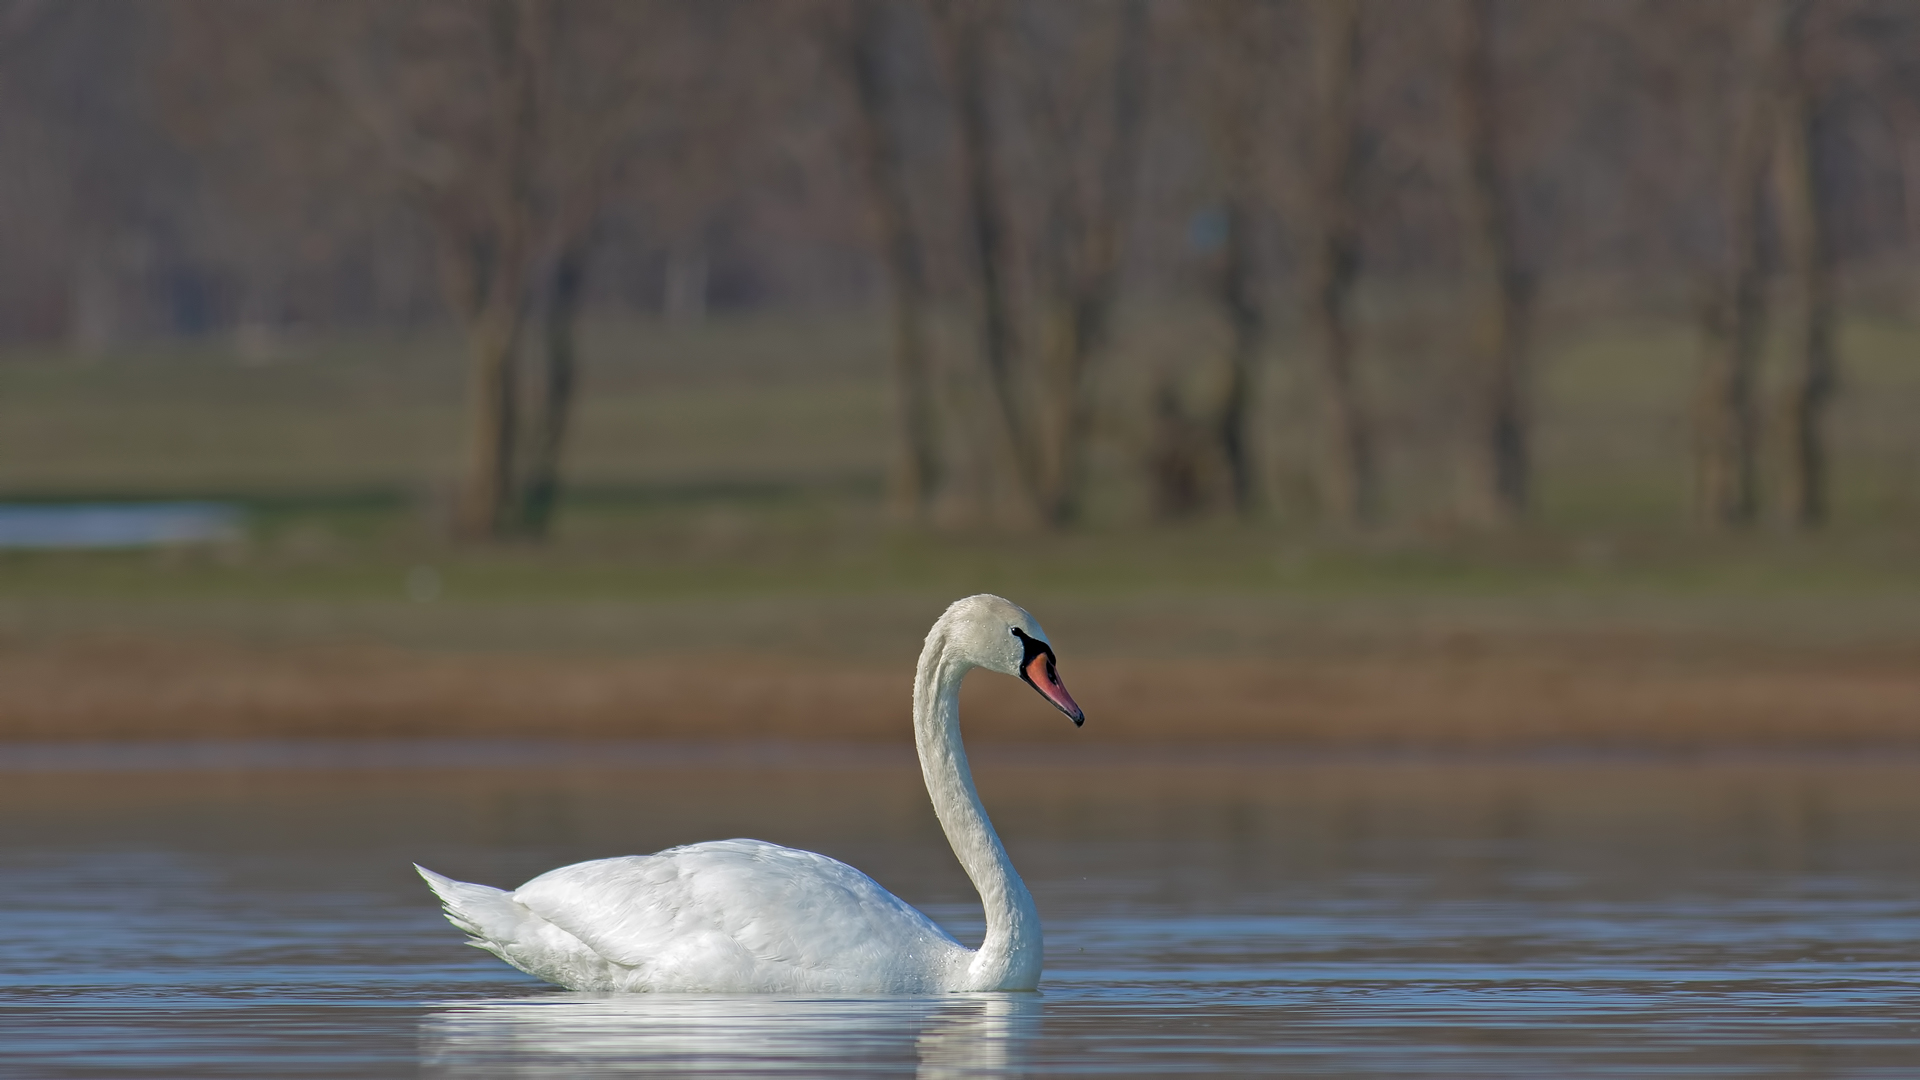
[417,840,973,993]
[417,594,1083,993]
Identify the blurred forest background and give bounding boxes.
[4,0,1920,747]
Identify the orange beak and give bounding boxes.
[1022,649,1084,727]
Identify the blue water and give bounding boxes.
[0,503,240,549]
[2,746,1918,1077]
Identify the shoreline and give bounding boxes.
[7,631,1920,751]
[9,736,1920,772]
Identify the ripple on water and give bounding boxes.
[2,750,1919,1077]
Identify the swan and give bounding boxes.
[415,594,1083,993]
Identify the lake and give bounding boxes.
[2,742,1918,1077]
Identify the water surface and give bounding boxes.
[3,743,1918,1077]
[0,503,240,549]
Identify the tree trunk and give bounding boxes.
[1455,0,1531,525]
[836,0,941,524]
[452,0,543,541]
[457,289,526,540]
[1306,0,1377,528]
[1033,0,1149,527]
[1148,378,1208,520]
[1773,0,1833,528]
[1696,1,1788,529]
[1216,196,1264,518]
[1193,0,1271,520]
[517,242,584,537]
[927,0,1040,518]
[434,215,532,543]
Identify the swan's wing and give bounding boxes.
[511,839,965,991]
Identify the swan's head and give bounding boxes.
[940,594,1084,726]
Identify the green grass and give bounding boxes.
[2,507,1918,604]
[2,305,1919,636]
[0,312,891,495]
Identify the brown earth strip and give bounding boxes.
[5,634,1919,750]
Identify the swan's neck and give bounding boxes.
[913,629,1042,990]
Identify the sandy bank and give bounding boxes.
[6,631,1919,750]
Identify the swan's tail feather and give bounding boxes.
[415,864,531,955]
[416,863,616,990]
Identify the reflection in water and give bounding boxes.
[7,756,1920,1075]
[420,991,1037,1078]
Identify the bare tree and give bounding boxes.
[638,6,770,330]
[1190,0,1274,519]
[1305,0,1377,527]
[819,0,942,524]
[1455,0,1532,524]
[441,3,539,541]
[925,0,1037,522]
[513,1,734,536]
[519,239,585,534]
[1773,0,1835,528]
[1696,0,1793,529]
[323,1,548,538]
[160,0,832,538]
[927,0,1150,527]
[1019,0,1151,525]
[326,1,671,539]
[19,0,1920,545]
[1145,378,1211,519]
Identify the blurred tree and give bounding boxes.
[351,1,546,540]
[1454,0,1532,525]
[928,0,1150,528]
[513,2,759,535]
[1305,0,1377,527]
[324,0,644,539]
[816,0,942,525]
[1188,0,1281,520]
[1773,0,1835,528]
[925,0,1033,523]
[1016,0,1151,526]
[1145,378,1212,519]
[636,5,772,328]
[158,4,437,340]
[1695,0,1792,529]
[170,0,714,539]
[9,0,1920,537]
[4,4,199,351]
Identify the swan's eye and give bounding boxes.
[1009,627,1049,667]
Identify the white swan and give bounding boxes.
[415,594,1083,993]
